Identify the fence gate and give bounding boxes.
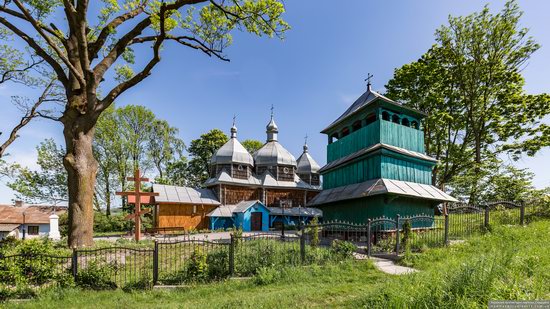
[303,221,369,247]
[398,215,446,253]
[367,217,398,257]
[485,201,525,226]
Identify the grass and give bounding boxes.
[4,219,549,309]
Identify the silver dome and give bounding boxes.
[297,143,320,174]
[211,125,254,166]
[254,141,297,167]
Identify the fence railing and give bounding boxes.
[0,200,533,289]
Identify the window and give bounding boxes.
[28,226,39,235]
[283,167,289,174]
[382,111,390,121]
[341,127,350,137]
[238,165,244,171]
[411,121,419,129]
[352,120,362,132]
[329,133,339,143]
[401,118,410,127]
[365,113,377,126]
[392,114,400,124]
[192,205,197,214]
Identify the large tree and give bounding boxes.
[386,1,550,201]
[0,0,288,246]
[187,128,228,186]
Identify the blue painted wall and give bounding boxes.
[233,202,270,232]
[210,217,234,230]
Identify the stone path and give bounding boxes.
[353,252,417,275]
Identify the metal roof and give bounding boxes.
[267,207,322,217]
[318,143,437,174]
[205,171,321,191]
[254,140,297,167]
[207,200,267,217]
[210,132,254,166]
[296,144,321,174]
[307,178,457,206]
[153,184,220,205]
[321,88,427,134]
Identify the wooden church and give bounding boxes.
[151,113,323,231]
[308,82,457,222]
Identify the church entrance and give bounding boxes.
[251,212,263,231]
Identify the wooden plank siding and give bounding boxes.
[156,203,218,231]
[327,119,425,163]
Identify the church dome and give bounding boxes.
[210,124,254,166]
[254,113,296,167]
[297,143,320,174]
[254,141,297,167]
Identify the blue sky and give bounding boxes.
[1,0,549,203]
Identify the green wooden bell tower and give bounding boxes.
[308,82,456,222]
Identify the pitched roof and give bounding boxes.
[210,136,254,166]
[319,143,437,174]
[307,178,457,206]
[296,144,321,174]
[0,205,66,225]
[153,184,220,205]
[207,200,268,217]
[254,140,297,166]
[204,171,322,191]
[321,88,427,134]
[0,223,20,232]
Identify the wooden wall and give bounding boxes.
[221,185,259,205]
[156,203,218,230]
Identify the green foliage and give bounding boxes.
[93,212,133,233]
[187,129,228,186]
[308,216,320,247]
[330,240,356,260]
[385,0,550,201]
[241,139,263,154]
[76,259,118,290]
[186,248,209,282]
[7,139,67,204]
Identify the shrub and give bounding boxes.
[253,267,280,285]
[330,240,356,260]
[309,217,320,247]
[76,259,118,290]
[186,248,208,282]
[93,212,133,233]
[206,249,230,279]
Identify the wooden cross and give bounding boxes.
[116,169,159,242]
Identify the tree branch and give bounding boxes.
[0,6,65,42]
[0,80,56,157]
[131,35,230,61]
[12,0,85,87]
[96,3,169,113]
[0,16,68,86]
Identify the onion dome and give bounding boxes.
[297,143,320,174]
[254,113,297,167]
[210,123,254,166]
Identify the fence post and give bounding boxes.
[229,234,235,276]
[444,213,449,246]
[71,248,78,280]
[484,205,490,229]
[367,219,372,258]
[395,214,400,255]
[520,201,525,225]
[153,240,159,285]
[300,225,306,264]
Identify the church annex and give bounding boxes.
[152,113,322,231]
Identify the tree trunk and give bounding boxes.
[105,175,111,216]
[63,114,98,248]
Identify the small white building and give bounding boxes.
[0,202,66,240]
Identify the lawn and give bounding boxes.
[5,219,550,309]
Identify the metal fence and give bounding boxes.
[0,200,534,288]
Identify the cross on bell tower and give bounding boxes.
[365,73,374,91]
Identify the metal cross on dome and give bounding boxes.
[116,169,158,242]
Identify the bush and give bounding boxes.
[76,258,118,290]
[330,240,356,260]
[93,212,133,233]
[185,248,208,282]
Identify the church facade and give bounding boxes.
[308,83,457,223]
[152,114,322,231]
